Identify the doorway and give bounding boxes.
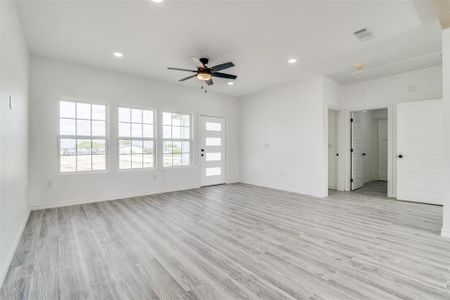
[200,116,226,186]
[351,108,388,197]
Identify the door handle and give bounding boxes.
[201,149,204,152]
[336,153,339,157]
[362,153,366,156]
[398,154,403,158]
[201,154,204,157]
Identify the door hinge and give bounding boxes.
[351,178,354,183]
[350,118,354,123]
[351,148,354,152]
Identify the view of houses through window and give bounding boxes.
[58,101,192,172]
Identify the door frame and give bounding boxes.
[199,115,227,187]
[345,105,393,197]
[326,107,345,193]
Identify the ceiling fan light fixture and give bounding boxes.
[197,73,212,81]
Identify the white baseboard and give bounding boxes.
[30,185,200,210]
[0,209,31,289]
[441,227,450,238]
[240,181,327,199]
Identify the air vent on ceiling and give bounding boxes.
[353,28,375,41]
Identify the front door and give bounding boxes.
[200,116,226,186]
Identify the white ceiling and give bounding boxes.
[17,0,442,97]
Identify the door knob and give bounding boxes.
[201,154,204,157]
[398,154,403,158]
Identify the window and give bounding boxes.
[118,107,155,169]
[59,100,107,172]
[162,112,191,167]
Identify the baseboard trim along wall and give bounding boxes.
[30,185,202,210]
[0,209,31,288]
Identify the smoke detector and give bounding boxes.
[353,28,375,41]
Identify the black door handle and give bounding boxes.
[201,149,204,152]
[201,154,204,157]
[398,154,403,158]
[336,153,339,157]
[362,153,366,156]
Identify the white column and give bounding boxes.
[442,28,450,238]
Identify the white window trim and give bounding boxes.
[160,111,193,168]
[117,105,156,170]
[57,97,110,174]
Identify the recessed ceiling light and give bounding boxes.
[288,58,297,64]
[152,0,163,3]
[113,52,123,58]
[227,82,234,86]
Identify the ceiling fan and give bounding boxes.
[168,57,237,87]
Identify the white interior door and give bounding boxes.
[377,119,388,181]
[351,112,364,190]
[397,99,443,205]
[200,116,226,186]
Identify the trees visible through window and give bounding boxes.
[59,100,107,172]
[118,107,155,169]
[162,112,191,167]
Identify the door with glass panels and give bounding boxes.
[200,116,226,186]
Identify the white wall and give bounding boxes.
[240,77,328,198]
[341,65,442,110]
[0,2,30,287]
[339,66,443,196]
[442,28,450,238]
[29,57,240,209]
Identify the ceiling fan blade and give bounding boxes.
[205,78,214,86]
[191,57,205,69]
[212,72,237,80]
[179,74,197,81]
[168,67,197,72]
[211,62,235,72]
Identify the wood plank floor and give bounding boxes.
[351,180,388,198]
[2,183,450,299]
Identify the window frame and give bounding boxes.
[161,111,193,168]
[57,97,109,174]
[117,105,156,170]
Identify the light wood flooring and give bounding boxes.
[1,183,450,299]
[351,180,388,198]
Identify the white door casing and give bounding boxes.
[397,99,443,205]
[378,119,388,181]
[328,110,338,189]
[351,112,364,190]
[200,116,226,186]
